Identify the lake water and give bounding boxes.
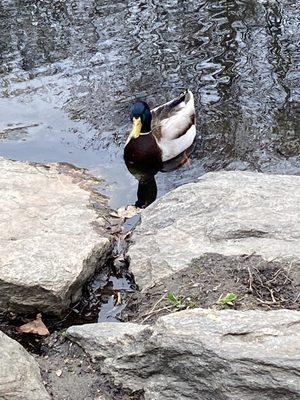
[1,0,299,208]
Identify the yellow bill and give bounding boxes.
[130,117,142,138]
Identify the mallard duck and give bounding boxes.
[124,90,196,174]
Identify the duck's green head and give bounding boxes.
[129,101,152,138]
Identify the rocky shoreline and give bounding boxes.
[0,158,299,399]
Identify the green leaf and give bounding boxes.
[219,293,237,306]
[167,291,178,305]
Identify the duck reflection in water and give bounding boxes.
[124,90,196,208]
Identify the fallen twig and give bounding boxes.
[140,293,167,319]
[116,292,122,306]
[293,292,300,304]
[141,306,172,324]
[268,288,276,304]
[283,261,294,284]
[266,268,282,284]
[247,266,253,293]
[243,251,256,260]
[256,298,275,306]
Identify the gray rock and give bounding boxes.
[0,157,112,315]
[67,322,150,361]
[129,171,300,289]
[0,331,50,399]
[67,309,300,400]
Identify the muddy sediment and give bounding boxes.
[37,338,143,400]
[122,254,300,325]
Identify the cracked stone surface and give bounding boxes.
[128,171,300,290]
[0,157,112,315]
[67,308,300,400]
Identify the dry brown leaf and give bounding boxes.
[118,230,133,240]
[110,206,141,220]
[116,205,141,219]
[109,210,120,218]
[17,313,50,336]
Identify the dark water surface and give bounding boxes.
[1,0,299,207]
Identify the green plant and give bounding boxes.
[59,330,68,338]
[218,292,237,306]
[167,292,196,310]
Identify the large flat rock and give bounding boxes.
[0,157,111,315]
[0,331,50,399]
[67,308,300,400]
[128,171,300,289]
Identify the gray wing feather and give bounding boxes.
[151,91,189,127]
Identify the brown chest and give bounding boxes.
[124,134,163,173]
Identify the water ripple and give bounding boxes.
[0,0,299,206]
